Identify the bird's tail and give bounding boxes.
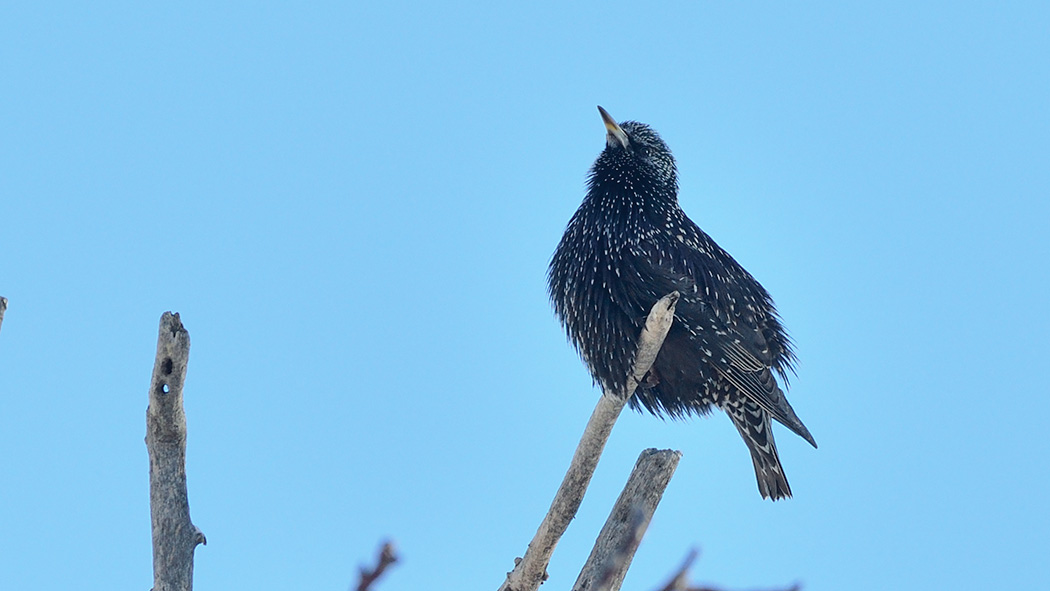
[727,400,792,500]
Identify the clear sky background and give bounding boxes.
[2,2,1048,590]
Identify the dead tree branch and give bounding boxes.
[655,549,699,591]
[356,541,399,591]
[499,292,680,591]
[574,448,682,591]
[687,585,800,591]
[146,312,205,591]
[656,549,801,591]
[0,296,7,335]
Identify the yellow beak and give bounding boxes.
[598,105,629,148]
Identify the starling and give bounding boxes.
[548,106,816,500]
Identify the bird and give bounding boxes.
[547,106,816,500]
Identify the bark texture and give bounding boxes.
[573,448,682,591]
[146,312,205,591]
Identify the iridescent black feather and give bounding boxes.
[547,109,816,500]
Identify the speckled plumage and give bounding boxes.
[548,107,816,500]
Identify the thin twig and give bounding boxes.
[499,292,680,591]
[357,541,399,591]
[0,296,7,335]
[689,585,800,591]
[655,549,699,591]
[657,549,801,591]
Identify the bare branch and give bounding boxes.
[574,448,682,591]
[623,293,679,401]
[657,550,801,591]
[356,541,399,591]
[689,585,800,591]
[499,292,680,591]
[147,312,205,591]
[0,296,7,335]
[655,549,699,591]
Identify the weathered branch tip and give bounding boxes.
[147,311,199,591]
[0,296,8,335]
[357,541,399,591]
[574,448,682,591]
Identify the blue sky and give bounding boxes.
[2,2,1048,589]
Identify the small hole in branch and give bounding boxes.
[161,358,173,375]
[156,383,170,395]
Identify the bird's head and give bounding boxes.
[593,105,678,192]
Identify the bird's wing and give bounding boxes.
[631,240,816,447]
[708,335,816,448]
